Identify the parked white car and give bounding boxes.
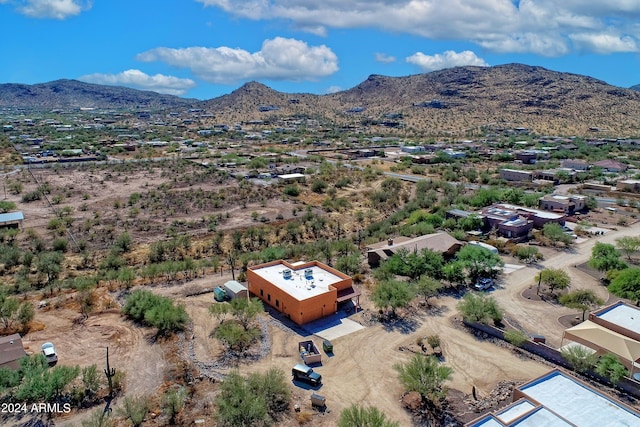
[41,342,58,365]
[473,277,494,291]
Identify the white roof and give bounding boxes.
[278,173,305,179]
[519,371,640,426]
[498,203,565,220]
[250,263,343,301]
[497,400,535,423]
[596,303,640,336]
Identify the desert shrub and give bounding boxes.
[457,292,503,325]
[283,184,300,197]
[504,329,528,347]
[122,290,188,335]
[215,369,290,426]
[561,345,598,373]
[117,395,150,427]
[394,354,452,402]
[21,190,42,202]
[338,404,399,427]
[596,353,628,384]
[163,386,187,425]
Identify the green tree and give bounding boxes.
[595,353,628,384]
[36,251,64,287]
[14,355,80,402]
[608,268,640,304]
[542,222,574,246]
[559,289,604,321]
[414,277,443,307]
[246,368,291,420]
[216,371,268,426]
[163,386,187,425]
[561,345,598,373]
[0,294,33,331]
[209,301,230,323]
[535,268,571,295]
[227,297,264,331]
[442,261,466,286]
[615,236,640,261]
[457,292,503,325]
[393,354,453,402]
[338,404,399,427]
[457,245,504,282]
[215,321,261,352]
[589,242,627,273]
[371,280,414,317]
[335,253,362,276]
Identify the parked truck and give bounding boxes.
[299,340,322,365]
[292,363,322,386]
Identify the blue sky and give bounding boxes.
[2,1,640,100]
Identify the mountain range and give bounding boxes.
[3,64,640,136]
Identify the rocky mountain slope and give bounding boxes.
[0,79,195,110]
[204,64,640,136]
[3,65,640,136]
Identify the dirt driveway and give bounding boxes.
[23,300,167,398]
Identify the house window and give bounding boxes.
[260,289,263,297]
[267,294,271,302]
[276,299,279,307]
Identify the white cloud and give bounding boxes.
[325,85,342,94]
[195,0,640,55]
[11,0,92,19]
[406,50,488,72]
[570,32,638,54]
[78,70,196,96]
[374,53,396,63]
[137,37,338,84]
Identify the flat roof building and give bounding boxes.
[467,370,640,427]
[562,303,640,378]
[247,260,359,325]
[591,301,640,342]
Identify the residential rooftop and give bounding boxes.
[594,301,640,336]
[468,370,640,427]
[519,371,640,426]
[249,261,343,301]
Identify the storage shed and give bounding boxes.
[0,212,24,230]
[223,280,248,300]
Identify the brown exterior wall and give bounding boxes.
[247,260,352,325]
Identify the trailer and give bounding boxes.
[299,340,322,364]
